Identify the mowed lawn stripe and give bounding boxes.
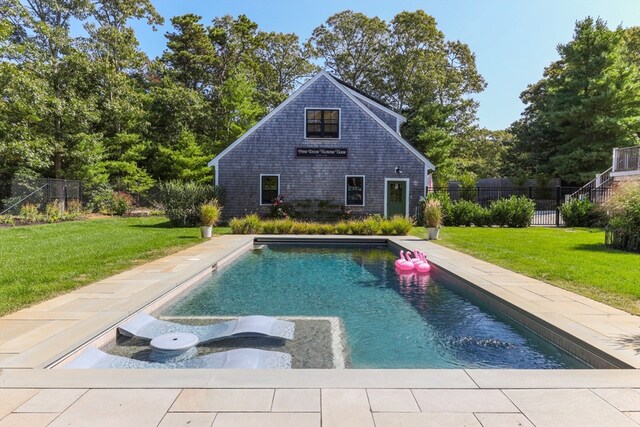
[412,227,640,314]
[0,217,229,316]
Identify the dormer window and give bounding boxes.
[306,109,339,138]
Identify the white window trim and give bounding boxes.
[259,174,280,206]
[345,175,365,207]
[383,177,410,218]
[304,107,341,140]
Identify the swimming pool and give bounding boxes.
[158,244,589,369]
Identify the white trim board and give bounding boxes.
[344,175,366,207]
[208,71,435,172]
[259,174,280,206]
[384,178,410,218]
[343,87,407,123]
[323,73,435,171]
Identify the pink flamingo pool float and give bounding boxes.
[395,250,431,273]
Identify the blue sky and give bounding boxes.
[129,0,639,130]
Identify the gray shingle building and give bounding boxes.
[208,71,435,220]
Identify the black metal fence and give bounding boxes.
[0,177,83,215]
[422,186,614,226]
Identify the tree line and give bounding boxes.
[1,1,638,203]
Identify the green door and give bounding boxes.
[386,180,407,217]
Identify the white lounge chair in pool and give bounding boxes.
[118,313,295,342]
[64,347,292,369]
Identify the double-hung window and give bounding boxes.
[260,175,279,205]
[306,109,339,138]
[345,176,365,206]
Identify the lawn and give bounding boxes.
[0,217,230,316]
[411,227,640,314]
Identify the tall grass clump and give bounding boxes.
[604,182,640,252]
[230,214,262,234]
[228,214,413,235]
[424,199,443,228]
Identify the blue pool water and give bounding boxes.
[162,245,589,369]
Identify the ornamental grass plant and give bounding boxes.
[229,214,413,235]
[424,199,443,228]
[200,200,222,226]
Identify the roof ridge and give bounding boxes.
[325,73,406,122]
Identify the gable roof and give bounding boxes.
[329,75,406,124]
[208,71,433,171]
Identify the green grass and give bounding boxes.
[0,217,230,316]
[411,226,640,314]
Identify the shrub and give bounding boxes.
[65,200,83,218]
[86,183,114,213]
[458,172,478,202]
[560,198,606,227]
[158,181,220,226]
[44,200,63,222]
[0,215,15,225]
[490,196,535,227]
[423,199,442,228]
[200,200,222,226]
[269,194,294,219]
[473,206,492,227]
[19,203,40,222]
[449,200,486,226]
[111,192,134,216]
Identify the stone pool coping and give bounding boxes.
[1,234,638,374]
[2,234,639,426]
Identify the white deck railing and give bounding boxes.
[613,146,640,173]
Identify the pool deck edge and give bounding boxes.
[1,234,638,373]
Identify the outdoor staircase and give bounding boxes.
[569,145,640,202]
[569,167,613,202]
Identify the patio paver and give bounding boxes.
[170,388,274,412]
[503,389,639,427]
[373,412,482,427]
[321,388,374,427]
[367,388,420,412]
[0,412,59,427]
[271,388,321,412]
[474,413,536,427]
[14,388,87,413]
[412,389,518,413]
[157,412,217,427]
[48,389,180,427]
[591,388,640,412]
